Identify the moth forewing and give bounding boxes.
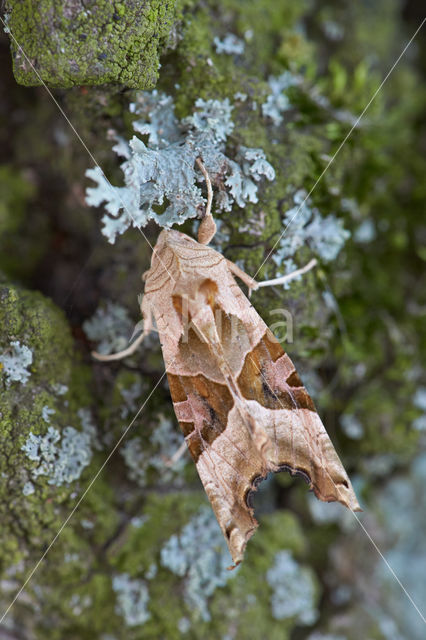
[140,229,361,567]
[93,226,360,567]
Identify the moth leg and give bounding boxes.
[163,440,187,467]
[92,297,154,362]
[255,259,317,289]
[227,258,317,297]
[92,330,147,362]
[226,259,259,294]
[196,157,217,245]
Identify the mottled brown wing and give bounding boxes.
[166,319,360,568]
[168,366,266,567]
[236,329,360,507]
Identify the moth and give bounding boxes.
[94,159,361,568]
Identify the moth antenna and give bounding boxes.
[196,157,217,244]
[92,330,146,362]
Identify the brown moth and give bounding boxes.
[94,161,361,568]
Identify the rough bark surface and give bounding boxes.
[0,0,425,638]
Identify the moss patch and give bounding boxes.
[0,279,93,572]
[6,0,189,88]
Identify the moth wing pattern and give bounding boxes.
[143,231,360,567]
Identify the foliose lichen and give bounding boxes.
[271,189,350,285]
[340,413,364,440]
[213,33,245,55]
[262,72,298,126]
[41,405,55,423]
[412,388,426,432]
[0,340,33,386]
[82,301,135,355]
[22,424,93,486]
[354,218,376,244]
[22,481,35,496]
[266,550,318,625]
[177,616,192,633]
[112,573,151,627]
[121,414,187,486]
[85,92,275,243]
[374,452,426,640]
[160,506,235,621]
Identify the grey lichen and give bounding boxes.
[20,397,99,491]
[177,616,192,634]
[272,189,350,284]
[52,383,68,396]
[262,72,298,126]
[85,92,275,243]
[412,388,426,432]
[22,481,35,496]
[225,146,276,208]
[213,33,245,55]
[354,218,376,244]
[82,301,134,355]
[69,593,93,617]
[374,453,426,639]
[340,413,364,440]
[77,408,102,450]
[120,437,147,486]
[21,425,93,486]
[0,340,33,386]
[266,550,318,625]
[41,405,55,424]
[112,573,151,627]
[117,375,145,419]
[160,506,235,622]
[121,414,186,486]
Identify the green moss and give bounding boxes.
[0,279,93,572]
[6,0,190,89]
[204,511,316,640]
[0,281,73,385]
[107,502,315,639]
[170,0,308,116]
